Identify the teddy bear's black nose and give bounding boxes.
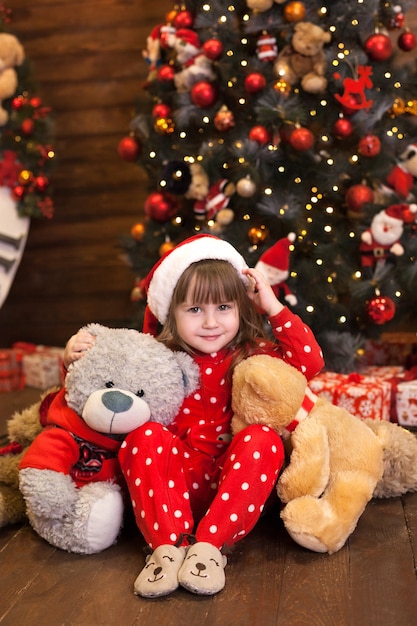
[102,390,133,413]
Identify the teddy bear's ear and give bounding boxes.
[173,352,200,396]
[82,323,107,337]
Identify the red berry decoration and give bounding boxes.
[249,125,271,144]
[398,30,417,52]
[12,185,26,200]
[144,192,177,222]
[191,81,217,108]
[244,72,267,94]
[202,38,224,60]
[117,136,140,161]
[358,134,381,157]
[332,118,354,139]
[289,127,314,151]
[364,33,393,61]
[367,296,396,325]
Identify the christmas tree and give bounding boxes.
[119,0,417,371]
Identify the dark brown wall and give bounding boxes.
[0,0,172,346]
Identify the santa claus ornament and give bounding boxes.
[255,233,298,306]
[385,143,417,198]
[359,203,416,278]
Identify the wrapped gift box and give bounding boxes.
[395,381,417,427]
[22,346,64,389]
[0,349,23,392]
[309,372,391,421]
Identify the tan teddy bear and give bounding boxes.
[231,355,417,554]
[0,33,25,125]
[274,22,331,94]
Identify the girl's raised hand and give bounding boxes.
[63,329,95,367]
[242,267,284,318]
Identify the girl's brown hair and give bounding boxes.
[158,259,268,369]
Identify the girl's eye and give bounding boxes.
[218,303,231,311]
[188,306,201,313]
[137,389,145,397]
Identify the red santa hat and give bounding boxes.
[143,234,249,334]
[175,28,201,50]
[258,232,296,271]
[384,204,405,223]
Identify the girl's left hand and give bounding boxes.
[242,268,284,317]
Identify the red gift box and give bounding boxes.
[309,371,391,421]
[21,345,65,390]
[0,349,24,392]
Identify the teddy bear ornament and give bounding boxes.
[18,324,199,554]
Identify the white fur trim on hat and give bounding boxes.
[147,235,249,325]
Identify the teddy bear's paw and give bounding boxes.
[281,496,345,554]
[19,468,78,518]
[0,485,26,526]
[83,482,124,554]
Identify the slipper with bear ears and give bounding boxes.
[178,541,227,595]
[134,544,186,598]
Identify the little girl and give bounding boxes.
[64,234,324,599]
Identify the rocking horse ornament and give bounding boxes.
[334,65,374,111]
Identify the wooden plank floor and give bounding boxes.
[1,389,417,626]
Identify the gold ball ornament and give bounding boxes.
[18,169,33,185]
[248,225,269,245]
[284,1,306,23]
[159,240,176,257]
[273,79,291,96]
[214,106,235,131]
[154,117,175,135]
[131,222,146,241]
[236,175,257,197]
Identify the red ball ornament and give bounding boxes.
[244,72,267,94]
[173,10,193,29]
[157,65,175,81]
[332,118,354,139]
[34,175,49,192]
[289,127,314,151]
[191,81,217,108]
[29,97,42,108]
[12,185,26,200]
[144,192,177,222]
[12,96,26,110]
[20,119,34,135]
[249,125,271,144]
[345,184,374,212]
[202,38,223,60]
[117,136,140,161]
[398,30,417,52]
[152,103,172,118]
[367,296,396,325]
[358,134,381,157]
[364,33,393,62]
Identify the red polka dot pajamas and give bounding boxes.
[119,307,324,551]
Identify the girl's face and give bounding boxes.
[174,297,240,354]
